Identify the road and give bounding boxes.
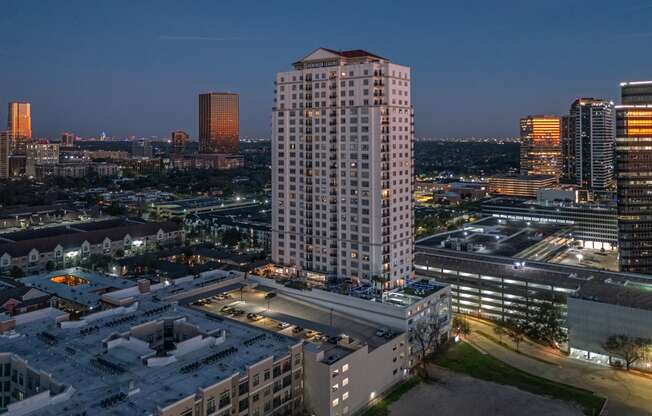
[464,317,652,415]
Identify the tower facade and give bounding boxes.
[271,48,414,289]
[520,115,562,180]
[569,98,615,191]
[616,81,652,274]
[198,93,239,154]
[8,101,32,151]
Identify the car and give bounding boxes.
[375,327,388,337]
[220,306,234,314]
[384,330,395,339]
[232,309,245,316]
[328,336,342,344]
[277,322,291,329]
[292,326,304,334]
[247,313,263,321]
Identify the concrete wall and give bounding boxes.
[568,296,652,367]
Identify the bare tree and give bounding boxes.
[505,319,526,352]
[411,314,445,372]
[493,322,506,345]
[603,335,651,370]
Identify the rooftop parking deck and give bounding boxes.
[192,286,399,352]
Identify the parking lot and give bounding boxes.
[190,287,397,350]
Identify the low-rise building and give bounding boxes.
[0,270,303,416]
[567,282,652,370]
[0,218,182,275]
[488,174,557,198]
[170,153,245,171]
[152,197,258,220]
[482,197,618,250]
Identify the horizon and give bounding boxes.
[1,0,651,139]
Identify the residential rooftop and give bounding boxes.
[1,281,299,415]
[20,269,137,308]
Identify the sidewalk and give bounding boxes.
[463,317,652,416]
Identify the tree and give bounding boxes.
[10,266,25,279]
[45,261,56,272]
[452,315,470,337]
[411,313,445,372]
[221,228,242,247]
[493,322,507,345]
[527,303,567,347]
[265,292,277,311]
[603,335,651,370]
[115,249,125,258]
[505,319,527,352]
[87,254,112,271]
[104,202,127,216]
[183,246,194,266]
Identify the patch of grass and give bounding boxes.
[434,342,605,416]
[475,330,559,366]
[360,377,422,416]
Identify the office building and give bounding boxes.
[561,115,574,182]
[25,142,60,177]
[131,140,153,158]
[272,48,414,288]
[60,132,75,147]
[0,131,9,179]
[199,92,239,154]
[7,101,32,151]
[616,81,652,274]
[569,98,615,190]
[487,174,557,198]
[520,115,562,179]
[482,197,617,250]
[171,130,189,154]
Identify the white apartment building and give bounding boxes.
[272,48,414,289]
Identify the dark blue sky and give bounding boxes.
[1,0,651,139]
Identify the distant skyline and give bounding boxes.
[1,0,651,139]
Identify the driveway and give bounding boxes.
[465,317,652,415]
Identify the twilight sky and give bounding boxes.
[1,0,651,139]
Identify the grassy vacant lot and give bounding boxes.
[433,342,605,416]
[361,377,422,416]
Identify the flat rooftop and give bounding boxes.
[2,290,298,415]
[21,269,137,308]
[482,197,616,211]
[573,281,652,311]
[194,286,397,351]
[414,246,652,291]
[417,216,566,257]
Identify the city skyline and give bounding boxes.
[1,0,652,139]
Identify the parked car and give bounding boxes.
[375,327,388,337]
[277,321,291,329]
[220,306,234,314]
[292,326,304,334]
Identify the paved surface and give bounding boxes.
[465,317,652,416]
[389,366,583,416]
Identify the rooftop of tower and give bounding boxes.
[292,47,389,69]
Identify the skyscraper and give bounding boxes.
[0,131,10,179]
[271,48,414,289]
[569,98,615,191]
[616,80,652,274]
[561,115,574,182]
[519,115,562,180]
[7,101,32,151]
[198,92,239,154]
[171,130,189,154]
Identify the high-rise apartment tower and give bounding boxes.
[271,48,414,289]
